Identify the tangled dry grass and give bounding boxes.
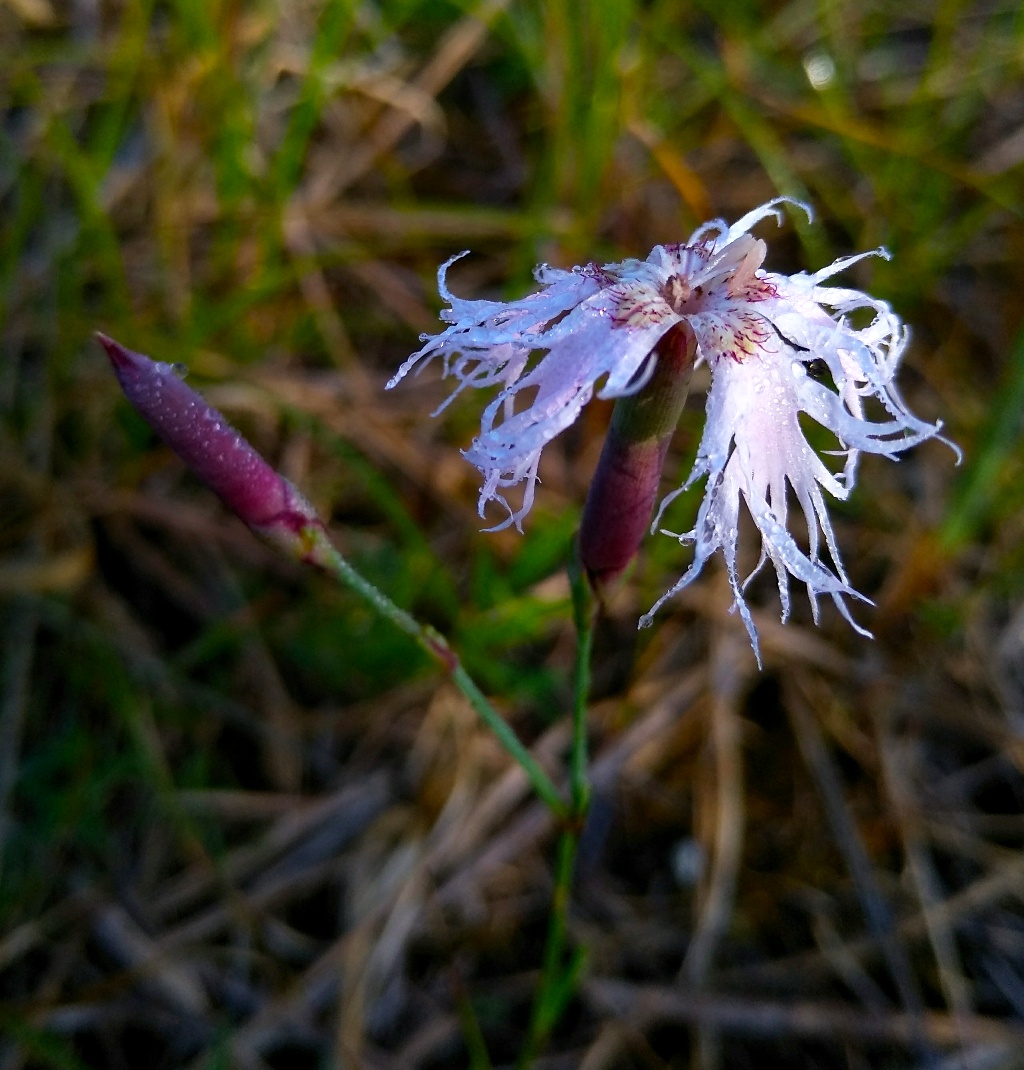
[2,1,1024,1067]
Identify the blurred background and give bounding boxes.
[2,0,1024,1066]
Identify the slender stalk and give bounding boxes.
[101,331,579,1055]
[302,526,568,818]
[568,537,596,816]
[517,539,597,1067]
[519,327,695,1062]
[453,664,566,818]
[517,831,581,1069]
[451,968,495,1070]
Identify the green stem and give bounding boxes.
[453,665,566,818]
[303,526,567,818]
[517,831,581,1069]
[517,538,596,1067]
[568,537,596,817]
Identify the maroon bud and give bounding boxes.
[99,333,323,548]
[578,323,696,595]
[578,435,674,587]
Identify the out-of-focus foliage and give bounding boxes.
[2,0,1024,1066]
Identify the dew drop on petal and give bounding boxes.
[171,362,189,379]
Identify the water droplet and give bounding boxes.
[671,838,705,887]
[803,50,836,91]
[171,362,189,379]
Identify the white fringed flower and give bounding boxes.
[388,197,953,660]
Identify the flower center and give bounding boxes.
[661,275,704,315]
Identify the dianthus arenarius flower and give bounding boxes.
[388,198,953,662]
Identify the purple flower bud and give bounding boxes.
[578,323,696,592]
[99,333,324,551]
